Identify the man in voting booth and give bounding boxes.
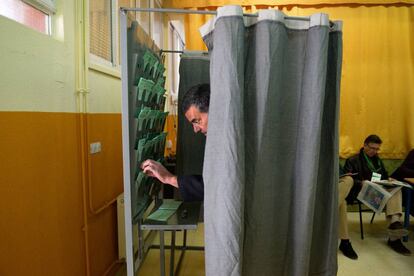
[343,134,411,256]
[141,83,209,202]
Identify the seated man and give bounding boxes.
[391,149,414,215]
[338,166,358,259]
[391,149,414,180]
[344,134,411,256]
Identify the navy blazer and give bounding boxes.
[178,175,204,201]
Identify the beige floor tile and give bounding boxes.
[338,212,414,276]
[118,212,414,275]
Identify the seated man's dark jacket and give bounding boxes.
[177,175,204,201]
[339,164,345,177]
[391,149,414,181]
[344,148,388,203]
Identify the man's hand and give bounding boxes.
[141,159,178,188]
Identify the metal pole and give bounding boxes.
[160,50,184,54]
[120,7,310,21]
[121,7,217,16]
[170,231,176,276]
[160,230,166,276]
[403,187,411,242]
[120,8,135,276]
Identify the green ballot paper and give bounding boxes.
[146,209,176,222]
[146,200,182,222]
[159,199,182,210]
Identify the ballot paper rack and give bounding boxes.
[131,40,168,223]
[120,16,169,275]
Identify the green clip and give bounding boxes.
[135,172,147,191]
[155,112,168,131]
[153,83,166,104]
[137,78,154,101]
[142,50,158,73]
[154,112,162,131]
[137,107,151,131]
[156,76,165,86]
[152,133,160,154]
[148,110,159,129]
[152,61,159,79]
[157,62,165,77]
[144,86,153,102]
[143,139,155,157]
[156,134,163,153]
[156,134,162,153]
[137,138,147,161]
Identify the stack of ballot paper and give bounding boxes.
[147,200,182,222]
[373,179,413,189]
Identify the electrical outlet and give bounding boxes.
[90,142,102,154]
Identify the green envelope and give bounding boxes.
[147,200,182,222]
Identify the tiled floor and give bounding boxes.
[118,212,414,275]
[337,212,414,276]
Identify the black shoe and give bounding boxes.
[339,240,358,260]
[388,221,409,238]
[387,239,411,256]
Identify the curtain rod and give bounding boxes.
[160,50,183,54]
[120,7,310,22]
[159,50,209,55]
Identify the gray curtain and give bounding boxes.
[176,52,209,176]
[201,7,342,276]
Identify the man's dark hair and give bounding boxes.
[181,83,210,114]
[364,134,382,144]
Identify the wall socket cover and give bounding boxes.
[90,142,101,154]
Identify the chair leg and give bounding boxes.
[358,201,364,240]
[370,212,376,224]
[403,187,411,242]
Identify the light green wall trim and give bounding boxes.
[89,62,121,79]
[0,0,123,114]
[88,70,122,113]
[0,1,76,113]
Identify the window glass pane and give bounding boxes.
[152,8,162,47]
[90,0,112,61]
[136,0,150,35]
[0,0,49,34]
[168,22,184,101]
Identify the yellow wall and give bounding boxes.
[165,0,414,159]
[0,1,123,275]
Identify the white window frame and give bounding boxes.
[167,20,184,102]
[88,0,165,76]
[23,0,56,14]
[150,0,163,48]
[1,0,55,35]
[24,0,55,36]
[135,0,150,36]
[89,0,121,75]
